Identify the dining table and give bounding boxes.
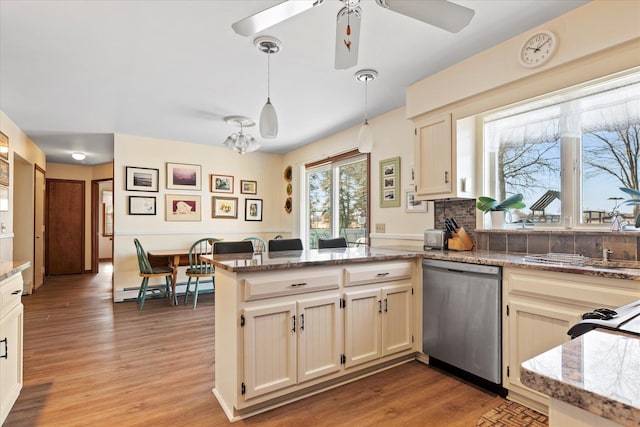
[147,249,193,305]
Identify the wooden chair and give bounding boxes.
[318,237,348,249]
[268,238,303,252]
[243,237,266,253]
[133,238,173,310]
[213,240,254,254]
[184,237,219,309]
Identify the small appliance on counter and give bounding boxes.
[424,218,473,251]
[424,229,446,250]
[568,299,640,338]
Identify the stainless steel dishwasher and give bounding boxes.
[422,258,502,385]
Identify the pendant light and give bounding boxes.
[223,116,261,155]
[355,69,377,153]
[255,36,282,139]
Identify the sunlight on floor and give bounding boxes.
[99,262,113,273]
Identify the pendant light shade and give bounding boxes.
[255,36,281,139]
[355,69,377,153]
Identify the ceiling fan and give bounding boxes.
[232,0,475,70]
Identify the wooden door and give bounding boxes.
[414,114,452,197]
[45,179,84,275]
[381,283,413,356]
[344,288,381,368]
[33,166,45,289]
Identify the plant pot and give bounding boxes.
[490,211,506,229]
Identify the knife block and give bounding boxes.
[448,227,473,251]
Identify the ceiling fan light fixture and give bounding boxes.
[255,36,282,139]
[71,152,86,161]
[355,69,377,153]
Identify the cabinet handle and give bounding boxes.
[444,171,449,184]
[375,272,389,277]
[0,338,7,359]
[11,290,21,295]
[291,282,307,287]
[378,300,382,313]
[292,315,296,333]
[384,299,388,312]
[300,314,304,331]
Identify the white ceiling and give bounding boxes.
[0,0,589,165]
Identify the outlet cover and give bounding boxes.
[375,223,386,233]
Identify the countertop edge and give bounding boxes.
[0,261,31,282]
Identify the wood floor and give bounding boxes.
[6,265,504,427]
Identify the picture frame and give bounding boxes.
[128,196,156,215]
[380,156,401,208]
[0,186,8,212]
[212,196,238,219]
[240,180,257,195]
[167,162,201,190]
[165,194,201,221]
[245,198,263,221]
[125,166,159,192]
[210,174,234,193]
[0,160,8,187]
[0,131,8,161]
[405,190,428,213]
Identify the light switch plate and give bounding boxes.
[375,223,386,233]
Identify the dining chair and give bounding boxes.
[133,238,173,310]
[213,240,255,254]
[243,237,266,253]
[318,237,348,249]
[184,237,219,309]
[268,238,303,252]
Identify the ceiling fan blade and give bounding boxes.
[375,0,474,33]
[232,0,325,36]
[335,6,361,70]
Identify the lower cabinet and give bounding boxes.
[1,272,24,426]
[503,267,640,412]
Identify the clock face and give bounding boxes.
[519,31,556,68]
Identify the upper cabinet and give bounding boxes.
[413,113,475,200]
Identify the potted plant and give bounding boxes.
[476,193,526,228]
[619,187,640,228]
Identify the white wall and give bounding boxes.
[112,133,284,301]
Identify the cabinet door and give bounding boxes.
[0,304,23,425]
[297,295,342,383]
[243,303,297,400]
[381,284,413,356]
[344,289,381,368]
[506,297,583,405]
[414,114,452,197]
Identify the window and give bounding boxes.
[483,69,640,227]
[305,150,369,248]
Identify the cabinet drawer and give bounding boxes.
[344,262,413,287]
[243,268,341,301]
[1,273,23,315]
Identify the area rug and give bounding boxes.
[477,400,548,427]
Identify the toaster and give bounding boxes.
[424,229,446,250]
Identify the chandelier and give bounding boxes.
[223,116,261,155]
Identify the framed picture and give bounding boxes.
[245,198,263,221]
[210,174,234,193]
[380,156,401,208]
[0,186,8,212]
[125,166,159,192]
[240,180,257,195]
[167,162,201,190]
[405,191,427,213]
[165,194,201,221]
[212,196,238,219]
[128,196,156,215]
[0,132,8,161]
[0,160,8,187]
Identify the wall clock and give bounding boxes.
[519,31,557,68]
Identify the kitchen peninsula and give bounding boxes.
[201,247,422,422]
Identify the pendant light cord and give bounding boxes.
[267,49,271,101]
[364,77,369,124]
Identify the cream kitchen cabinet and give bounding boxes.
[412,113,475,200]
[1,272,24,426]
[242,294,342,400]
[502,267,640,414]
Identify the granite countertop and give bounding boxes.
[0,261,31,281]
[422,249,640,280]
[201,247,422,273]
[520,329,640,427]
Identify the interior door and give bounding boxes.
[45,179,84,275]
[33,166,45,288]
